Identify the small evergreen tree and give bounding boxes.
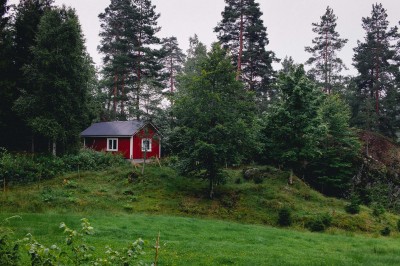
[262,65,325,182]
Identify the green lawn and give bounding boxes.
[1,212,400,265]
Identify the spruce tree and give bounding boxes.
[262,66,325,183]
[305,6,348,94]
[352,3,399,136]
[14,6,95,154]
[214,0,276,100]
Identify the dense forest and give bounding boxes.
[1,0,400,207]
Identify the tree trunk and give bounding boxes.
[121,74,125,118]
[113,73,118,119]
[52,139,56,156]
[170,55,174,93]
[209,177,214,199]
[236,0,244,81]
[31,135,35,154]
[288,169,293,185]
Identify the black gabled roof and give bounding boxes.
[80,120,146,137]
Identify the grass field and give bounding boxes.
[1,212,400,265]
[1,164,400,265]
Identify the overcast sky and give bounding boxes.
[9,0,400,75]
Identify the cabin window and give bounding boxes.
[107,138,118,151]
[141,138,152,152]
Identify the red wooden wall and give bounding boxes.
[132,126,160,159]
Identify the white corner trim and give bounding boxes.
[130,136,133,159]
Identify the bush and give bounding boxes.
[306,213,332,232]
[397,220,400,232]
[380,226,391,236]
[345,196,360,214]
[306,219,326,232]
[0,148,127,184]
[371,202,385,217]
[278,207,292,226]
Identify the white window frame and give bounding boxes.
[107,138,118,151]
[141,138,152,152]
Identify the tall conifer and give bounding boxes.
[214,0,276,101]
[305,6,348,94]
[352,3,399,136]
[99,0,162,120]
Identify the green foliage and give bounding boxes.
[305,6,348,94]
[307,94,361,196]
[13,5,96,154]
[262,65,325,173]
[397,220,400,232]
[372,202,386,217]
[263,67,360,197]
[345,196,361,214]
[380,226,391,236]
[278,207,292,226]
[215,0,277,102]
[351,3,400,137]
[98,0,162,120]
[0,148,127,183]
[7,218,146,265]
[0,230,19,266]
[306,213,333,232]
[172,43,260,197]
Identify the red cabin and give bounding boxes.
[80,120,161,160]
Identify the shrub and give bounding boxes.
[278,207,292,226]
[371,202,385,217]
[306,219,325,232]
[306,213,332,232]
[345,196,360,214]
[0,148,127,185]
[320,213,333,227]
[380,226,391,236]
[397,220,400,232]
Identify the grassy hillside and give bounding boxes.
[1,163,400,264]
[1,163,399,234]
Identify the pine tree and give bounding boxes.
[172,43,260,198]
[159,36,185,94]
[14,6,95,155]
[98,0,133,120]
[352,3,399,136]
[214,0,276,99]
[98,0,162,121]
[305,6,348,94]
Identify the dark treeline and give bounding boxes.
[1,0,400,204]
